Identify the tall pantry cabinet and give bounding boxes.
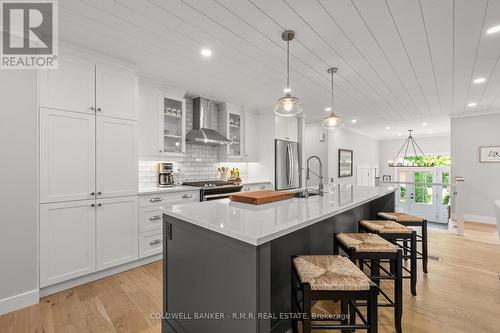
[38,54,139,288]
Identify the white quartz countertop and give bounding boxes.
[139,185,199,195]
[242,180,272,185]
[164,185,396,246]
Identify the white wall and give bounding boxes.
[327,128,380,185]
[0,71,39,314]
[303,123,328,187]
[379,136,451,177]
[451,114,500,223]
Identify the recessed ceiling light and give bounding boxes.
[473,77,486,84]
[398,133,402,137]
[351,119,357,123]
[325,107,332,112]
[429,130,434,134]
[200,48,212,57]
[283,87,291,93]
[422,122,428,126]
[486,25,500,34]
[385,126,391,130]
[468,102,477,107]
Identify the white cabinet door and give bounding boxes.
[244,111,259,161]
[40,200,96,287]
[138,83,161,156]
[39,108,96,203]
[96,196,139,270]
[96,65,138,120]
[96,116,138,198]
[275,116,298,141]
[38,56,95,114]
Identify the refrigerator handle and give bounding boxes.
[285,143,292,187]
[289,143,294,188]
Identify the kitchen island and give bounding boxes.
[162,185,395,333]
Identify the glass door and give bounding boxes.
[436,167,451,223]
[411,169,436,222]
[395,169,412,214]
[161,97,185,155]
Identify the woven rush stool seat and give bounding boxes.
[334,233,403,333]
[291,255,378,333]
[360,220,412,234]
[359,220,418,296]
[378,212,424,223]
[336,233,398,253]
[378,211,429,274]
[293,255,371,291]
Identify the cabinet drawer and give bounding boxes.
[140,206,165,232]
[140,231,163,258]
[140,191,199,207]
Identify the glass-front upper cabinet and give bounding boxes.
[160,91,186,156]
[219,103,244,160]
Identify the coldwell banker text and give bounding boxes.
[1,0,58,69]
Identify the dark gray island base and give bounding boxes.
[162,191,394,333]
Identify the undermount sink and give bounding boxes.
[294,191,319,198]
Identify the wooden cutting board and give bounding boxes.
[229,190,295,205]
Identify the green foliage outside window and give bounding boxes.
[414,172,433,204]
[404,155,450,167]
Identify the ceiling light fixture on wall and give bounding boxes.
[468,102,477,107]
[388,130,427,167]
[473,77,486,84]
[274,30,303,117]
[322,67,343,129]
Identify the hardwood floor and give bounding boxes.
[1,223,499,333]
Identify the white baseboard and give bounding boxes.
[464,214,497,225]
[40,254,162,298]
[0,289,39,316]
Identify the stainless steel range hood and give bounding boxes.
[186,97,232,145]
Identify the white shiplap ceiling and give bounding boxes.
[58,0,500,139]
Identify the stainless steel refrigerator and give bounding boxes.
[275,139,300,190]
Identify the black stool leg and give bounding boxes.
[303,284,312,333]
[395,251,403,333]
[291,262,298,333]
[422,220,428,274]
[410,232,417,296]
[367,284,378,333]
[402,239,408,261]
[371,259,380,287]
[349,301,356,331]
[333,234,339,255]
[341,301,349,333]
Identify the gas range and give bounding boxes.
[183,180,243,201]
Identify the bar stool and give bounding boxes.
[358,220,418,296]
[291,255,378,333]
[333,233,403,333]
[378,212,428,274]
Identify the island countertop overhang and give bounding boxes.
[163,185,396,246]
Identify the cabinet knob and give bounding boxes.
[98,203,102,207]
[90,192,95,196]
[97,191,102,195]
[182,194,192,199]
[97,107,102,112]
[259,186,266,190]
[90,106,95,111]
[91,204,95,207]
[158,150,163,153]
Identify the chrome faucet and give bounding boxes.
[305,156,324,197]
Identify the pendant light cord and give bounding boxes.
[331,69,334,108]
[286,39,290,90]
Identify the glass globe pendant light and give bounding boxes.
[274,30,303,117]
[322,67,343,129]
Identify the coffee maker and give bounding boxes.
[157,162,174,187]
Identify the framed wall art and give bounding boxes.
[479,146,500,163]
[338,149,353,178]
